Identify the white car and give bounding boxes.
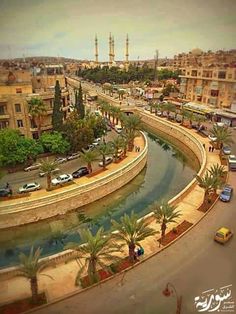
[24,163,41,172]
[228,155,236,163]
[114,125,123,134]
[19,182,41,193]
[94,138,101,143]
[99,156,113,167]
[214,122,225,128]
[208,135,217,142]
[67,153,80,161]
[51,174,73,186]
[55,157,67,164]
[39,168,60,177]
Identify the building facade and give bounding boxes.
[179,66,236,108]
[0,65,70,138]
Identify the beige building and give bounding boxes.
[179,66,236,108]
[0,66,70,138]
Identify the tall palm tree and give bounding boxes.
[185,111,196,128]
[65,228,122,286]
[28,97,47,138]
[17,247,51,303]
[180,109,189,126]
[111,136,124,161]
[208,164,227,185]
[111,211,157,263]
[210,125,234,149]
[123,114,142,151]
[194,114,206,128]
[97,142,114,169]
[152,201,181,245]
[39,158,58,190]
[113,107,121,125]
[196,172,220,202]
[80,149,99,173]
[117,89,125,100]
[164,103,176,119]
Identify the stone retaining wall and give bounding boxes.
[0,132,147,229]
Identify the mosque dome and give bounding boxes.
[191,48,203,56]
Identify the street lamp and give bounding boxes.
[162,282,182,314]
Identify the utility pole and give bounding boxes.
[154,49,158,81]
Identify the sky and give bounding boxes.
[0,0,236,61]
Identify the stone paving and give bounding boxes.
[0,124,222,306]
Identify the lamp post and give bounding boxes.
[162,282,182,314]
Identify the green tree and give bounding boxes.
[196,172,221,203]
[80,149,99,173]
[39,158,58,190]
[65,228,121,286]
[40,132,70,154]
[111,136,124,161]
[28,97,47,138]
[0,129,43,166]
[152,201,181,245]
[76,83,85,119]
[97,142,114,169]
[210,125,234,149]
[208,164,227,183]
[17,247,51,303]
[123,114,142,151]
[52,80,63,131]
[111,211,157,263]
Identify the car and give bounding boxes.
[214,122,225,128]
[114,125,123,134]
[222,146,231,155]
[24,163,41,172]
[92,141,100,147]
[0,187,11,197]
[54,157,67,164]
[19,182,41,193]
[72,167,89,178]
[67,153,80,161]
[39,168,60,177]
[51,174,73,186]
[94,138,101,143]
[220,185,233,202]
[214,227,233,244]
[99,156,113,167]
[113,149,123,160]
[208,134,217,142]
[228,155,236,163]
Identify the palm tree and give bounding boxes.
[196,172,220,202]
[28,97,47,138]
[210,125,234,149]
[111,136,124,161]
[123,114,142,151]
[117,89,125,100]
[80,149,99,173]
[97,142,114,169]
[164,103,176,120]
[185,111,196,128]
[208,164,227,183]
[39,159,58,190]
[17,247,51,303]
[194,114,206,128]
[152,201,181,245]
[111,211,157,263]
[180,109,189,126]
[65,228,122,286]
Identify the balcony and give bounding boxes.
[30,125,52,132]
[0,113,10,119]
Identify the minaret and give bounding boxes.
[109,33,112,65]
[95,34,98,65]
[112,36,115,63]
[125,34,129,71]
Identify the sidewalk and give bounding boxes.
[0,125,222,305]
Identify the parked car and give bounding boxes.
[67,153,80,161]
[208,135,217,142]
[92,141,100,147]
[114,125,123,134]
[72,167,89,178]
[228,155,236,171]
[51,174,73,186]
[94,138,101,143]
[24,163,41,172]
[19,182,41,193]
[39,168,60,177]
[222,146,231,155]
[99,156,113,167]
[113,149,123,160]
[214,227,233,244]
[214,122,225,128]
[220,185,233,202]
[0,187,12,197]
[54,157,67,164]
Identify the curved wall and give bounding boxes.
[0,132,148,229]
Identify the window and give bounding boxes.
[0,121,8,129]
[228,74,232,79]
[218,71,226,79]
[0,106,5,115]
[15,103,21,112]
[211,90,219,97]
[17,120,23,127]
[16,88,22,94]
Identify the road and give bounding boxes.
[33,173,236,314]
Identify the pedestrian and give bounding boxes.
[212,146,215,152]
[203,143,205,149]
[138,146,140,152]
[6,182,9,188]
[208,146,211,152]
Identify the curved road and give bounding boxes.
[33,170,236,314]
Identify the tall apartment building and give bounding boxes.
[0,65,70,138]
[179,66,236,108]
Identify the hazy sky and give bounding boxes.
[0,0,236,61]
